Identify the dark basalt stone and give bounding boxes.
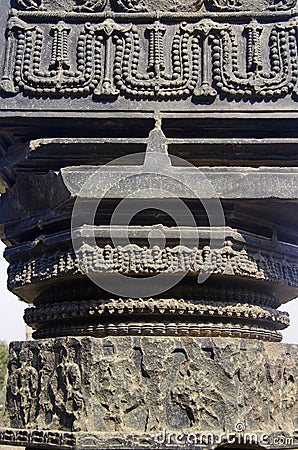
[1,337,298,440]
[1,338,298,449]
[1,0,298,111]
[0,0,297,447]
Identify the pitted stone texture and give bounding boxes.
[2,337,298,449]
[2,0,298,111]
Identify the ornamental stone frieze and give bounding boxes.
[2,0,298,106]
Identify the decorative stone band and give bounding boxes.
[31,319,284,341]
[2,14,298,102]
[34,286,282,308]
[0,428,297,449]
[25,299,289,328]
[24,299,289,341]
[12,0,297,13]
[0,429,76,449]
[8,241,298,294]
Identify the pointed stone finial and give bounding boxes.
[154,113,162,130]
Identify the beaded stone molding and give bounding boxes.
[32,321,284,341]
[25,299,288,327]
[24,299,289,341]
[2,10,298,103]
[34,286,282,308]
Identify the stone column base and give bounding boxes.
[1,337,298,449]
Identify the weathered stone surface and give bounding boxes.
[0,124,296,344]
[1,0,298,113]
[2,131,298,223]
[0,0,298,447]
[0,337,298,449]
[6,234,298,297]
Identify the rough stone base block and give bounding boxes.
[1,337,298,449]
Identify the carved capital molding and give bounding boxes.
[8,240,298,292]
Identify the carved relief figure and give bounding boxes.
[14,350,39,427]
[14,0,42,9]
[52,345,86,432]
[74,0,108,11]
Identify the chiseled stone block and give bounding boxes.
[1,337,297,449]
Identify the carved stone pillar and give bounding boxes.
[0,0,298,448]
